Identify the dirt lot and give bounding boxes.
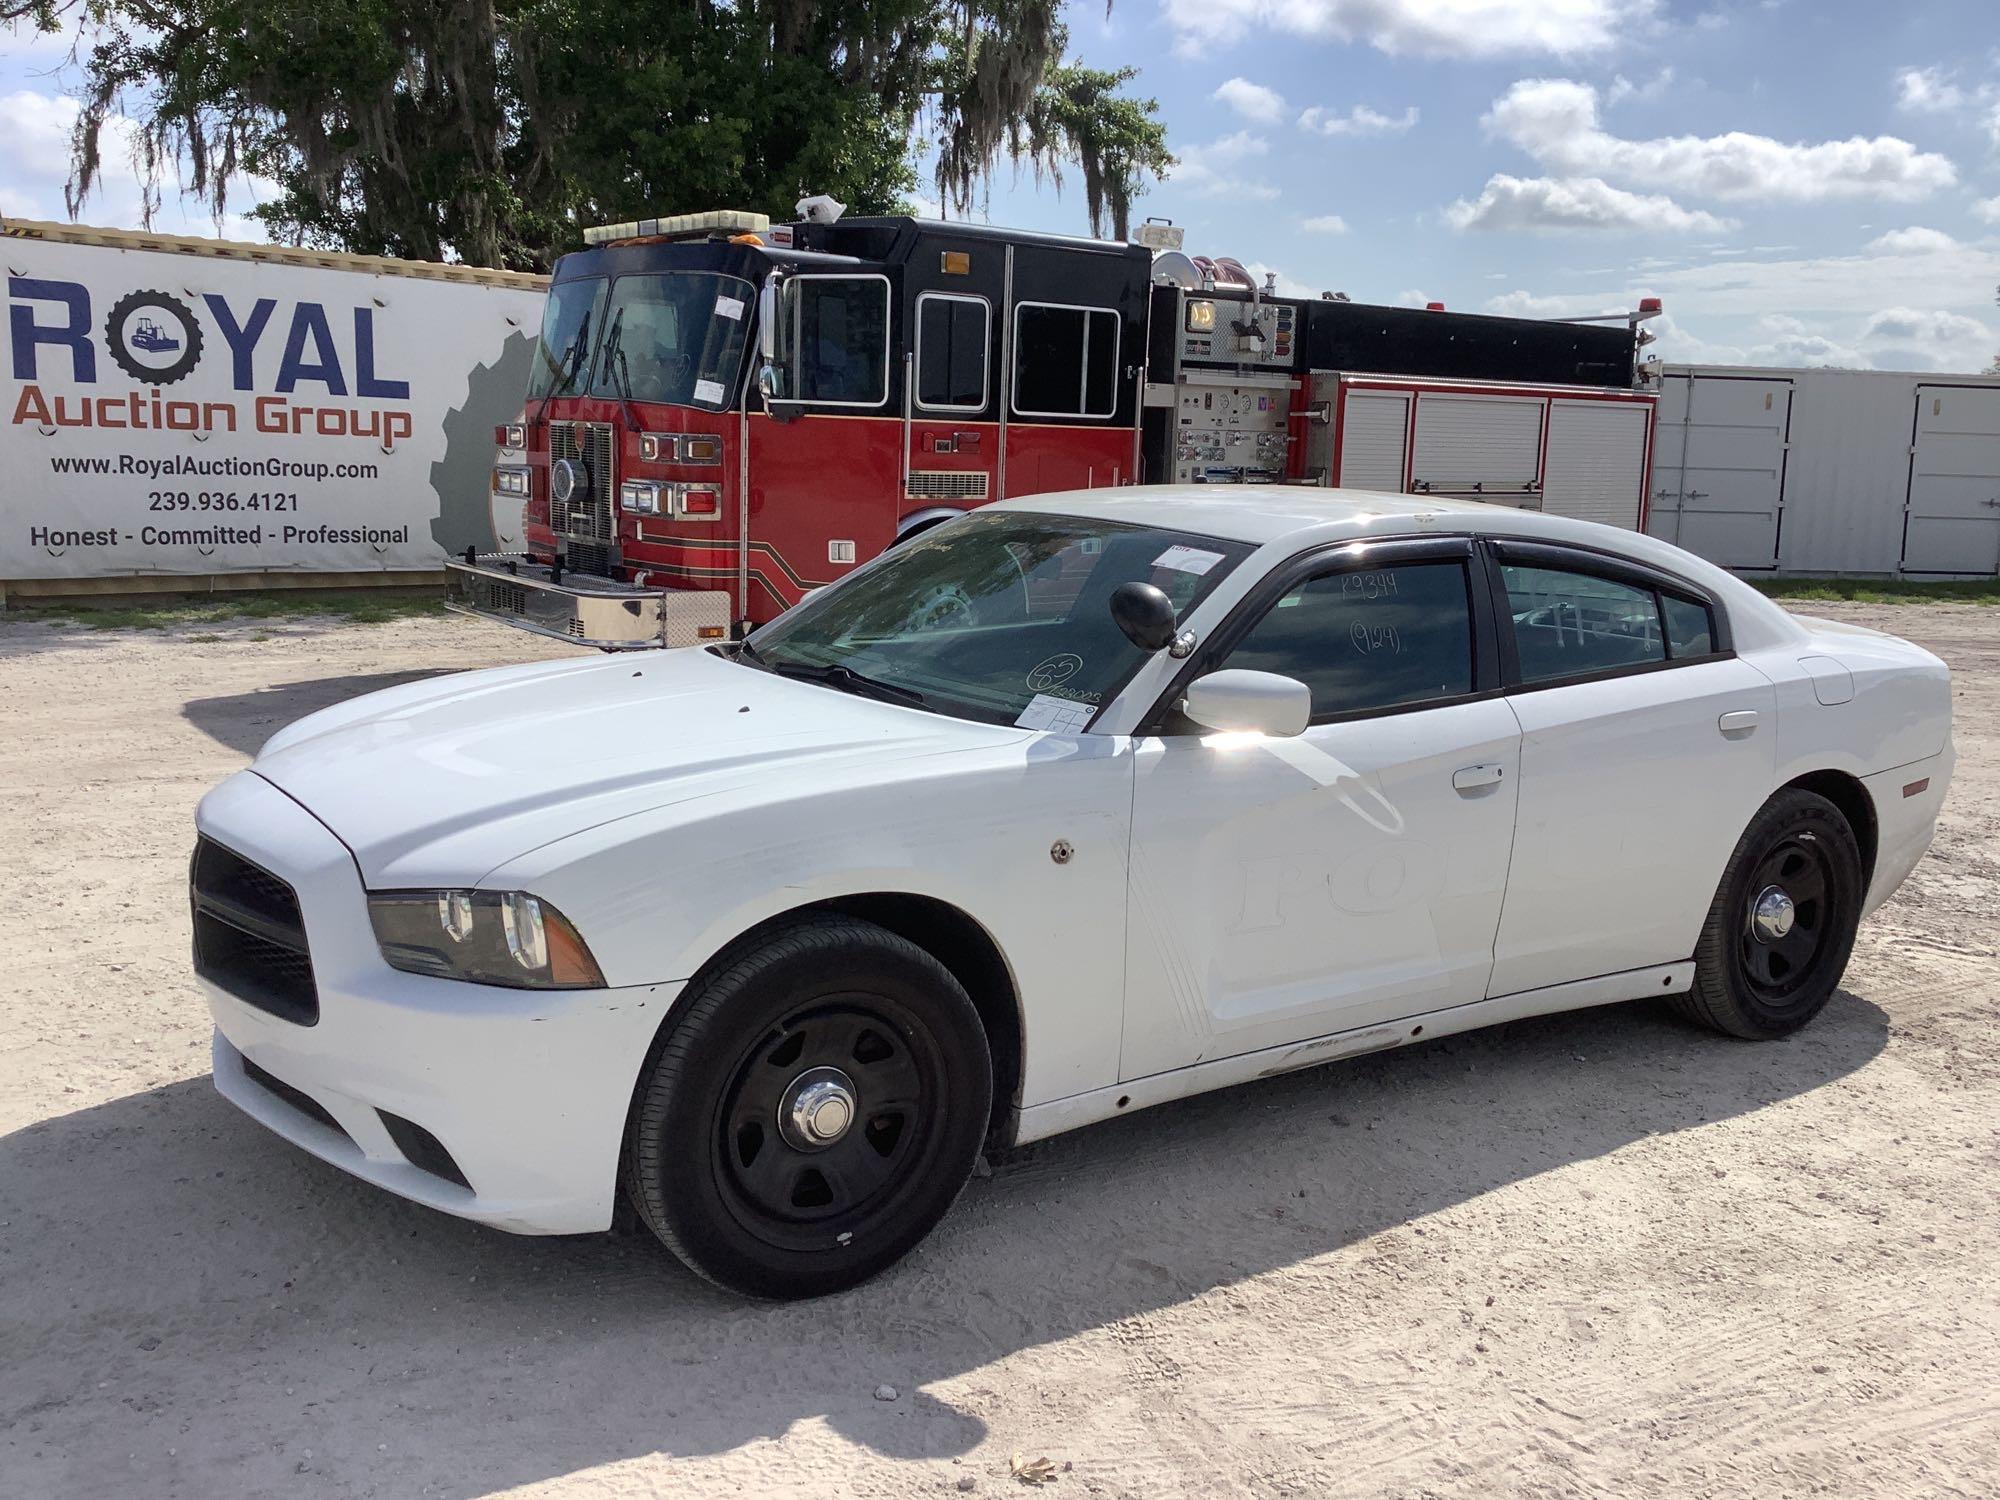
[1,600,1995,1500]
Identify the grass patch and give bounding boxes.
[1751,577,2000,606]
[6,589,447,631]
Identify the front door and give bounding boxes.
[1120,540,1521,1082]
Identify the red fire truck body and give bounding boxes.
[448,209,1656,648]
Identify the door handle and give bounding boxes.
[1719,710,1759,736]
[1452,764,1506,792]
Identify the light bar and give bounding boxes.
[583,210,772,246]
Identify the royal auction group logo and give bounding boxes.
[103,290,205,385]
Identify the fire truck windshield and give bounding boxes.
[738,512,1253,728]
[526,277,607,401]
[588,272,755,412]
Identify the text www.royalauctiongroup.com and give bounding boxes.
[48,453,380,483]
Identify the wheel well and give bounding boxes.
[675,895,1024,1143]
[1784,770,1877,886]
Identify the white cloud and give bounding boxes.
[1297,103,1419,138]
[1606,67,1676,106]
[1162,0,1657,60]
[1301,213,1349,234]
[1860,306,1995,371]
[1172,131,1280,200]
[0,90,80,183]
[1485,77,1958,201]
[1892,64,2000,148]
[1485,241,2000,371]
[1865,226,1960,254]
[1214,78,1286,124]
[1973,195,2000,225]
[1444,174,1733,234]
[0,87,271,242]
[1895,65,1969,114]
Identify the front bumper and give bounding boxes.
[445,552,731,650]
[196,770,681,1235]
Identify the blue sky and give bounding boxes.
[7,0,1999,371]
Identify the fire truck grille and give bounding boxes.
[906,470,990,501]
[549,421,619,576]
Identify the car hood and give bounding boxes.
[252,647,1025,887]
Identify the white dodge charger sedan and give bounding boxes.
[192,488,1953,1296]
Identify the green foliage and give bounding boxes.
[10,589,448,631]
[67,0,1170,269]
[1750,577,2000,606]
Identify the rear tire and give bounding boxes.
[1676,787,1864,1040]
[624,916,991,1298]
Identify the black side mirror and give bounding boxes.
[1110,581,1178,652]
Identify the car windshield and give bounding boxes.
[591,272,754,411]
[526,277,606,400]
[742,512,1254,727]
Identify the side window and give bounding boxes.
[916,294,989,412]
[1224,562,1476,719]
[1662,593,1716,658]
[1502,564,1665,682]
[788,276,889,407]
[1013,303,1120,419]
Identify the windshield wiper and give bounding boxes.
[767,659,927,708]
[598,307,644,430]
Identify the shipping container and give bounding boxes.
[1651,364,2000,577]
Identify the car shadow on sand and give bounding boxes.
[181,670,465,755]
[0,989,1887,1497]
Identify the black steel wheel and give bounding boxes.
[1678,787,1864,1040]
[624,916,991,1298]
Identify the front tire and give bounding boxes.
[624,916,992,1298]
[1677,787,1864,1040]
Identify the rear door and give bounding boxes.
[1483,540,1776,997]
[1647,373,1789,568]
[1901,384,2000,575]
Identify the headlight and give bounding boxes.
[368,890,606,989]
[492,465,530,496]
[620,479,663,514]
[493,422,527,449]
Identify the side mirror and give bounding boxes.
[757,363,781,401]
[1182,669,1311,737]
[757,279,779,362]
[1109,581,1178,651]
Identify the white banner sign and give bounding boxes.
[2,233,546,578]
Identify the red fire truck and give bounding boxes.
[447,204,1661,648]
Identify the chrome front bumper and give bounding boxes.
[445,553,731,650]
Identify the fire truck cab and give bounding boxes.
[447,205,1657,649]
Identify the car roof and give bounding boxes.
[991,484,1807,650]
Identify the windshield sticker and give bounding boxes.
[693,378,726,406]
[715,295,746,322]
[1015,694,1095,734]
[1153,544,1224,576]
[1026,653,1085,692]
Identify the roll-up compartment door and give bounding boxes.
[1410,393,1543,506]
[1541,398,1651,530]
[1335,390,1411,493]
[1649,374,1789,567]
[1901,385,2000,575]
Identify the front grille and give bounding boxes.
[190,837,319,1026]
[906,469,989,500]
[549,420,619,577]
[242,1056,347,1140]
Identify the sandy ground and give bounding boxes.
[1,599,1995,1500]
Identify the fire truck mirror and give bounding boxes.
[757,279,781,362]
